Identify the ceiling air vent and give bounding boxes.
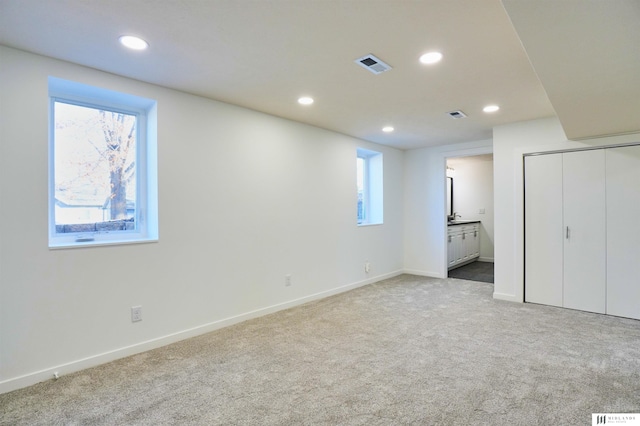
[355,54,392,75]
[447,110,467,119]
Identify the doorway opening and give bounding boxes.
[445,154,494,283]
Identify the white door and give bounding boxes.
[464,226,478,260]
[447,232,457,268]
[461,229,470,262]
[524,154,563,307]
[606,145,640,320]
[470,226,480,258]
[453,231,464,265]
[562,150,606,314]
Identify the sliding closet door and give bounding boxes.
[606,145,640,320]
[524,154,563,307]
[562,150,606,314]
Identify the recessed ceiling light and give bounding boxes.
[382,126,394,133]
[119,35,149,50]
[419,51,443,65]
[483,105,500,113]
[298,96,314,105]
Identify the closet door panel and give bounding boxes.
[562,150,606,314]
[606,145,640,320]
[524,154,563,307]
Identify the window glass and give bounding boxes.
[54,102,137,230]
[357,156,366,224]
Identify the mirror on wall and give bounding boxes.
[446,177,453,220]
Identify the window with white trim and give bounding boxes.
[48,77,158,248]
[357,148,383,225]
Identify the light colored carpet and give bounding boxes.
[2,274,639,425]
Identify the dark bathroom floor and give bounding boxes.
[448,261,494,283]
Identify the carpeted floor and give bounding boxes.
[1,274,639,425]
[448,260,494,283]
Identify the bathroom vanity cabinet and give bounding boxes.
[447,221,480,270]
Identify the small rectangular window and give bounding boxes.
[48,77,158,248]
[357,148,383,226]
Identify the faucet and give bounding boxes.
[448,212,461,222]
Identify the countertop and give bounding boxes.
[447,220,481,226]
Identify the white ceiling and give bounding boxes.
[1,0,637,150]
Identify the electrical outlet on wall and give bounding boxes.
[285,274,292,287]
[131,306,142,322]
[364,261,371,274]
[479,208,486,214]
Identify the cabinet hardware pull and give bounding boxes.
[566,226,570,239]
[462,232,466,240]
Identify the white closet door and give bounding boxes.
[606,145,640,320]
[525,154,563,307]
[562,150,606,314]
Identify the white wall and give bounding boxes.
[0,46,404,393]
[403,139,493,278]
[493,116,640,302]
[447,155,494,261]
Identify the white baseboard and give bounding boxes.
[0,270,403,395]
[493,292,522,303]
[402,269,445,279]
[478,257,494,263]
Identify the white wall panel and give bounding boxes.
[606,145,640,320]
[0,46,404,392]
[403,140,492,278]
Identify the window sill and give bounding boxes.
[49,236,158,250]
[357,222,383,227]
